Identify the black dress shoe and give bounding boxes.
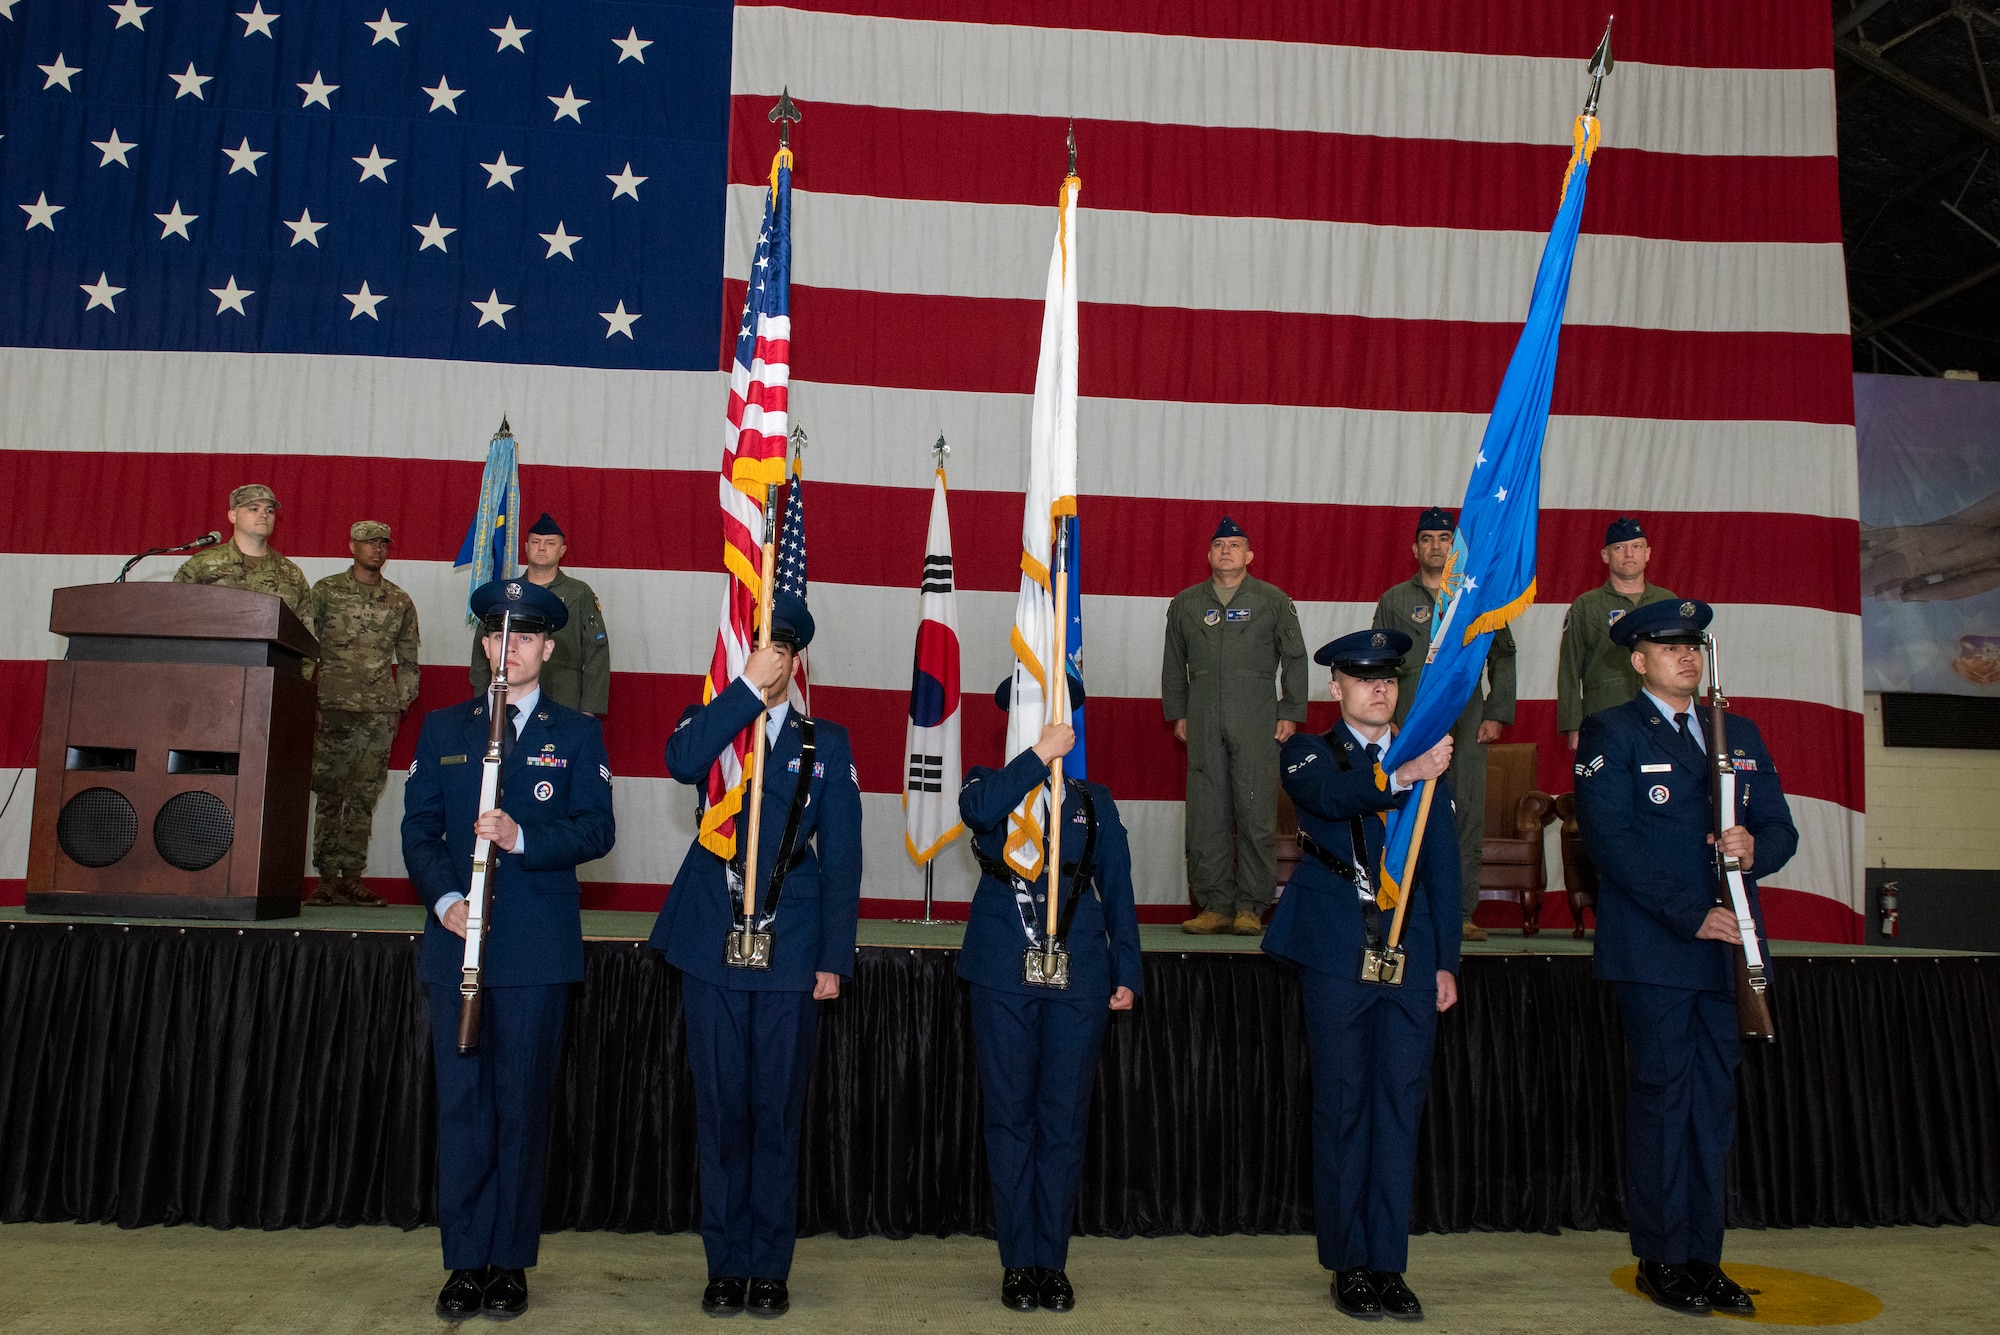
[1038,1269,1075,1312]
[745,1278,790,1318]
[703,1276,749,1317]
[1687,1261,1755,1316]
[1333,1268,1383,1319]
[482,1268,529,1320]
[1001,1268,1042,1311]
[1636,1260,1713,1315]
[1369,1272,1423,1321]
[435,1267,490,1321]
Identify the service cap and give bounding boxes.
[1315,628,1412,679]
[1212,515,1247,543]
[527,512,565,538]
[1604,515,1647,546]
[1414,506,1454,538]
[994,673,1087,711]
[1609,598,1711,648]
[472,578,569,634]
[767,589,815,651]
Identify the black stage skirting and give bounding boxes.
[2,922,1997,1235]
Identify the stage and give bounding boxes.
[2,909,1995,1238]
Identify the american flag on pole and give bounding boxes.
[777,449,810,713]
[0,2,1862,939]
[700,135,793,860]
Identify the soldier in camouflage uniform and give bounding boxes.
[1373,507,1516,941]
[1558,516,1678,749]
[469,513,611,716]
[173,483,312,619]
[1162,516,1309,936]
[304,521,422,906]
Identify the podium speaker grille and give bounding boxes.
[154,791,234,871]
[57,788,138,868]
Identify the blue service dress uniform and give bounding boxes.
[650,678,863,1283]
[403,693,616,1272]
[958,749,1144,1272]
[1263,722,1462,1275]
[1575,694,1797,1266]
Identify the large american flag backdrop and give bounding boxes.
[0,2,1860,939]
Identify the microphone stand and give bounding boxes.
[118,534,222,582]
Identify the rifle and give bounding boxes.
[725,481,783,970]
[458,610,514,1056]
[1703,630,1776,1042]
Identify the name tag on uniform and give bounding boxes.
[1225,608,1253,622]
[440,755,467,765]
[1640,763,1672,773]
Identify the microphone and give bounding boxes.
[116,531,225,582]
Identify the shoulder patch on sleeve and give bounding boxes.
[1574,754,1606,778]
[409,759,419,777]
[1285,752,1319,774]
[850,762,859,786]
[674,713,694,731]
[599,763,612,782]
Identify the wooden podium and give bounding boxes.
[25,583,320,920]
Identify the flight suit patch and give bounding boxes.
[1225,608,1252,622]
[1203,609,1221,625]
[1608,608,1627,627]
[1647,784,1670,805]
[1412,605,1431,624]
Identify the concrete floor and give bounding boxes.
[2,1224,1992,1334]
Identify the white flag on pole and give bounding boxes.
[904,467,965,864]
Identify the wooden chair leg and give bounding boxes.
[1570,886,1589,938]
[1522,882,1541,936]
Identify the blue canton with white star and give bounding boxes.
[0,0,731,369]
[775,469,806,600]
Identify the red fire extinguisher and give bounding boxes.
[1880,881,1900,939]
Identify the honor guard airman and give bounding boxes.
[304,520,420,907]
[470,513,612,717]
[402,578,616,1321]
[1574,599,1797,1316]
[1372,507,1515,941]
[650,591,863,1318]
[1263,629,1460,1321]
[1557,516,1679,748]
[173,483,311,618]
[1161,516,1309,936]
[960,678,1142,1314]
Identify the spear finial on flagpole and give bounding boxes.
[1066,120,1077,176]
[495,415,513,439]
[933,432,950,469]
[770,87,802,148]
[788,423,807,472]
[1584,17,1615,117]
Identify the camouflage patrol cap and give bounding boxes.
[229,483,279,510]
[350,520,393,543]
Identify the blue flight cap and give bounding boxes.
[1610,598,1712,648]
[994,674,1086,711]
[1414,506,1454,538]
[527,512,565,538]
[472,578,568,634]
[768,590,815,651]
[1315,628,1411,678]
[1212,515,1247,543]
[1604,515,1646,546]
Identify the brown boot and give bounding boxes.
[1182,909,1232,935]
[1232,911,1266,936]
[1462,920,1488,942]
[304,876,347,907]
[344,875,389,907]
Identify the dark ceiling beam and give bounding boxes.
[1853,256,2000,338]
[1834,36,2000,147]
[1835,0,1904,40]
[1850,304,1944,375]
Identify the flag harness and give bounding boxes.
[1293,736,1407,984]
[721,720,817,947]
[972,777,1101,989]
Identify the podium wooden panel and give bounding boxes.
[26,584,320,920]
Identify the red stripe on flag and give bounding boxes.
[734,0,1835,70]
[732,103,1843,245]
[723,282,1858,425]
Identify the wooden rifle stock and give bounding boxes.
[459,611,513,1055]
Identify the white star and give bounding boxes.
[490,16,529,52]
[548,85,589,124]
[297,71,338,109]
[613,27,652,63]
[108,1,151,31]
[606,162,647,200]
[471,289,515,329]
[352,144,396,183]
[1474,450,1488,467]
[209,275,254,315]
[343,281,387,320]
[20,192,63,231]
[478,150,523,190]
[91,129,137,168]
[169,62,213,100]
[154,200,196,239]
[283,206,327,247]
[0,1,17,17]
[80,272,124,312]
[222,137,266,175]
[1494,487,1508,502]
[539,221,580,260]
[236,4,279,38]
[39,54,81,91]
[600,300,641,339]
[422,77,463,113]
[365,8,405,45]
[411,212,454,253]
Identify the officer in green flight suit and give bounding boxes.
[1557,516,1678,749]
[470,514,611,717]
[1372,507,1516,942]
[1162,516,1309,936]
